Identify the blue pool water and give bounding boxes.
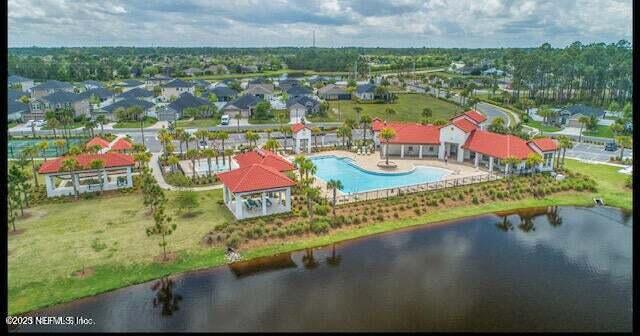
[310,155,449,193]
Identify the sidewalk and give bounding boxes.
[149,152,223,191]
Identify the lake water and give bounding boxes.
[16,206,632,332]
[310,155,450,193]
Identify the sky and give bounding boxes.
[8,0,633,48]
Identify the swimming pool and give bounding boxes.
[310,155,450,194]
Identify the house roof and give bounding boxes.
[8,75,32,83]
[208,86,237,97]
[39,91,84,104]
[225,94,262,110]
[164,79,194,88]
[216,163,295,193]
[120,79,144,87]
[78,88,115,100]
[286,96,319,109]
[249,77,269,84]
[86,136,111,149]
[385,123,441,145]
[244,85,273,95]
[356,83,376,94]
[286,86,312,95]
[32,80,73,91]
[117,87,154,99]
[102,98,154,113]
[110,138,133,151]
[318,84,347,95]
[233,149,295,172]
[167,92,209,113]
[8,99,29,115]
[291,122,311,134]
[82,80,104,87]
[452,118,478,133]
[463,130,533,160]
[563,104,605,118]
[463,110,487,124]
[38,152,135,174]
[529,138,558,152]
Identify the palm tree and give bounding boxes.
[185,149,200,180]
[385,108,396,121]
[245,131,260,149]
[615,135,632,161]
[217,131,229,165]
[61,157,80,198]
[234,113,242,132]
[158,129,173,160]
[337,126,351,149]
[311,127,321,151]
[54,139,66,156]
[174,128,186,154]
[577,115,591,142]
[95,115,107,134]
[379,127,396,165]
[503,156,521,177]
[224,148,234,170]
[22,145,40,188]
[281,126,292,151]
[134,151,151,169]
[421,108,432,124]
[89,159,106,194]
[326,179,344,218]
[557,135,573,168]
[263,138,280,152]
[37,141,49,162]
[353,106,363,123]
[201,148,215,177]
[84,120,97,138]
[360,114,372,142]
[303,186,320,221]
[525,153,543,175]
[538,105,553,125]
[167,155,180,173]
[194,129,209,143]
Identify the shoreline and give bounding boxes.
[12,192,615,316]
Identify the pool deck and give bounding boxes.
[303,150,492,197]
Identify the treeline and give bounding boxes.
[505,40,632,106]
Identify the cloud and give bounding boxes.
[8,0,632,47]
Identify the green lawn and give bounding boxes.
[113,117,158,129]
[313,93,463,122]
[41,122,85,130]
[584,125,614,138]
[8,159,631,315]
[524,119,562,132]
[175,118,219,128]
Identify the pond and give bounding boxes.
[17,206,632,332]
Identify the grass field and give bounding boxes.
[113,117,158,129]
[584,125,614,138]
[175,118,219,128]
[312,94,463,122]
[524,119,562,132]
[8,158,631,315]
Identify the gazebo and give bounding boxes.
[291,122,312,154]
[217,163,295,220]
[110,138,133,153]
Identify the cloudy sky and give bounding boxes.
[8,0,632,48]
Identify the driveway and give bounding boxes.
[564,142,631,163]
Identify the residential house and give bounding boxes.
[183,67,204,76]
[8,75,35,92]
[144,74,173,88]
[308,76,330,87]
[205,64,229,75]
[82,80,104,90]
[27,91,90,120]
[117,79,145,92]
[278,78,301,92]
[286,86,313,100]
[8,89,29,121]
[318,84,351,100]
[159,92,210,121]
[221,94,263,118]
[205,86,238,102]
[78,88,117,113]
[161,79,195,101]
[557,104,605,127]
[355,84,377,101]
[243,84,274,100]
[291,122,313,154]
[192,79,211,90]
[116,87,155,102]
[286,96,320,123]
[481,68,505,77]
[30,80,74,99]
[239,65,259,73]
[100,98,156,120]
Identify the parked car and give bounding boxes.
[34,120,46,127]
[220,114,230,126]
[25,119,35,127]
[198,140,208,150]
[604,142,618,151]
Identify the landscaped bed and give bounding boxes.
[8,159,631,315]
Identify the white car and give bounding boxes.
[198,140,208,150]
[34,120,46,127]
[220,115,230,126]
[25,119,35,127]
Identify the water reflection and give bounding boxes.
[21,206,631,332]
[151,277,182,316]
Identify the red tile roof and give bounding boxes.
[38,152,135,174]
[86,136,110,149]
[216,164,295,193]
[463,130,533,160]
[371,118,385,132]
[110,138,133,151]
[452,118,478,133]
[233,149,295,172]
[464,110,487,124]
[529,138,558,152]
[386,123,441,144]
[291,123,309,134]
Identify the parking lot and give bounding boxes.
[565,142,631,163]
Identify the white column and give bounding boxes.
[457,145,464,162]
[45,174,55,197]
[474,153,480,168]
[223,186,229,203]
[506,163,511,175]
[489,157,494,174]
[438,143,445,160]
[102,170,109,187]
[321,135,325,146]
[235,193,244,219]
[419,145,423,159]
[261,192,267,215]
[126,167,133,187]
[72,173,80,195]
[284,188,291,212]
[295,138,300,153]
[307,136,312,153]
[400,145,404,158]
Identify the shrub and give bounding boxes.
[300,209,308,218]
[310,219,330,234]
[314,204,330,216]
[226,233,241,248]
[414,208,422,215]
[91,238,107,252]
[376,214,384,221]
[472,196,479,204]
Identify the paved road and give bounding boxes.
[428,88,513,126]
[564,142,631,163]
